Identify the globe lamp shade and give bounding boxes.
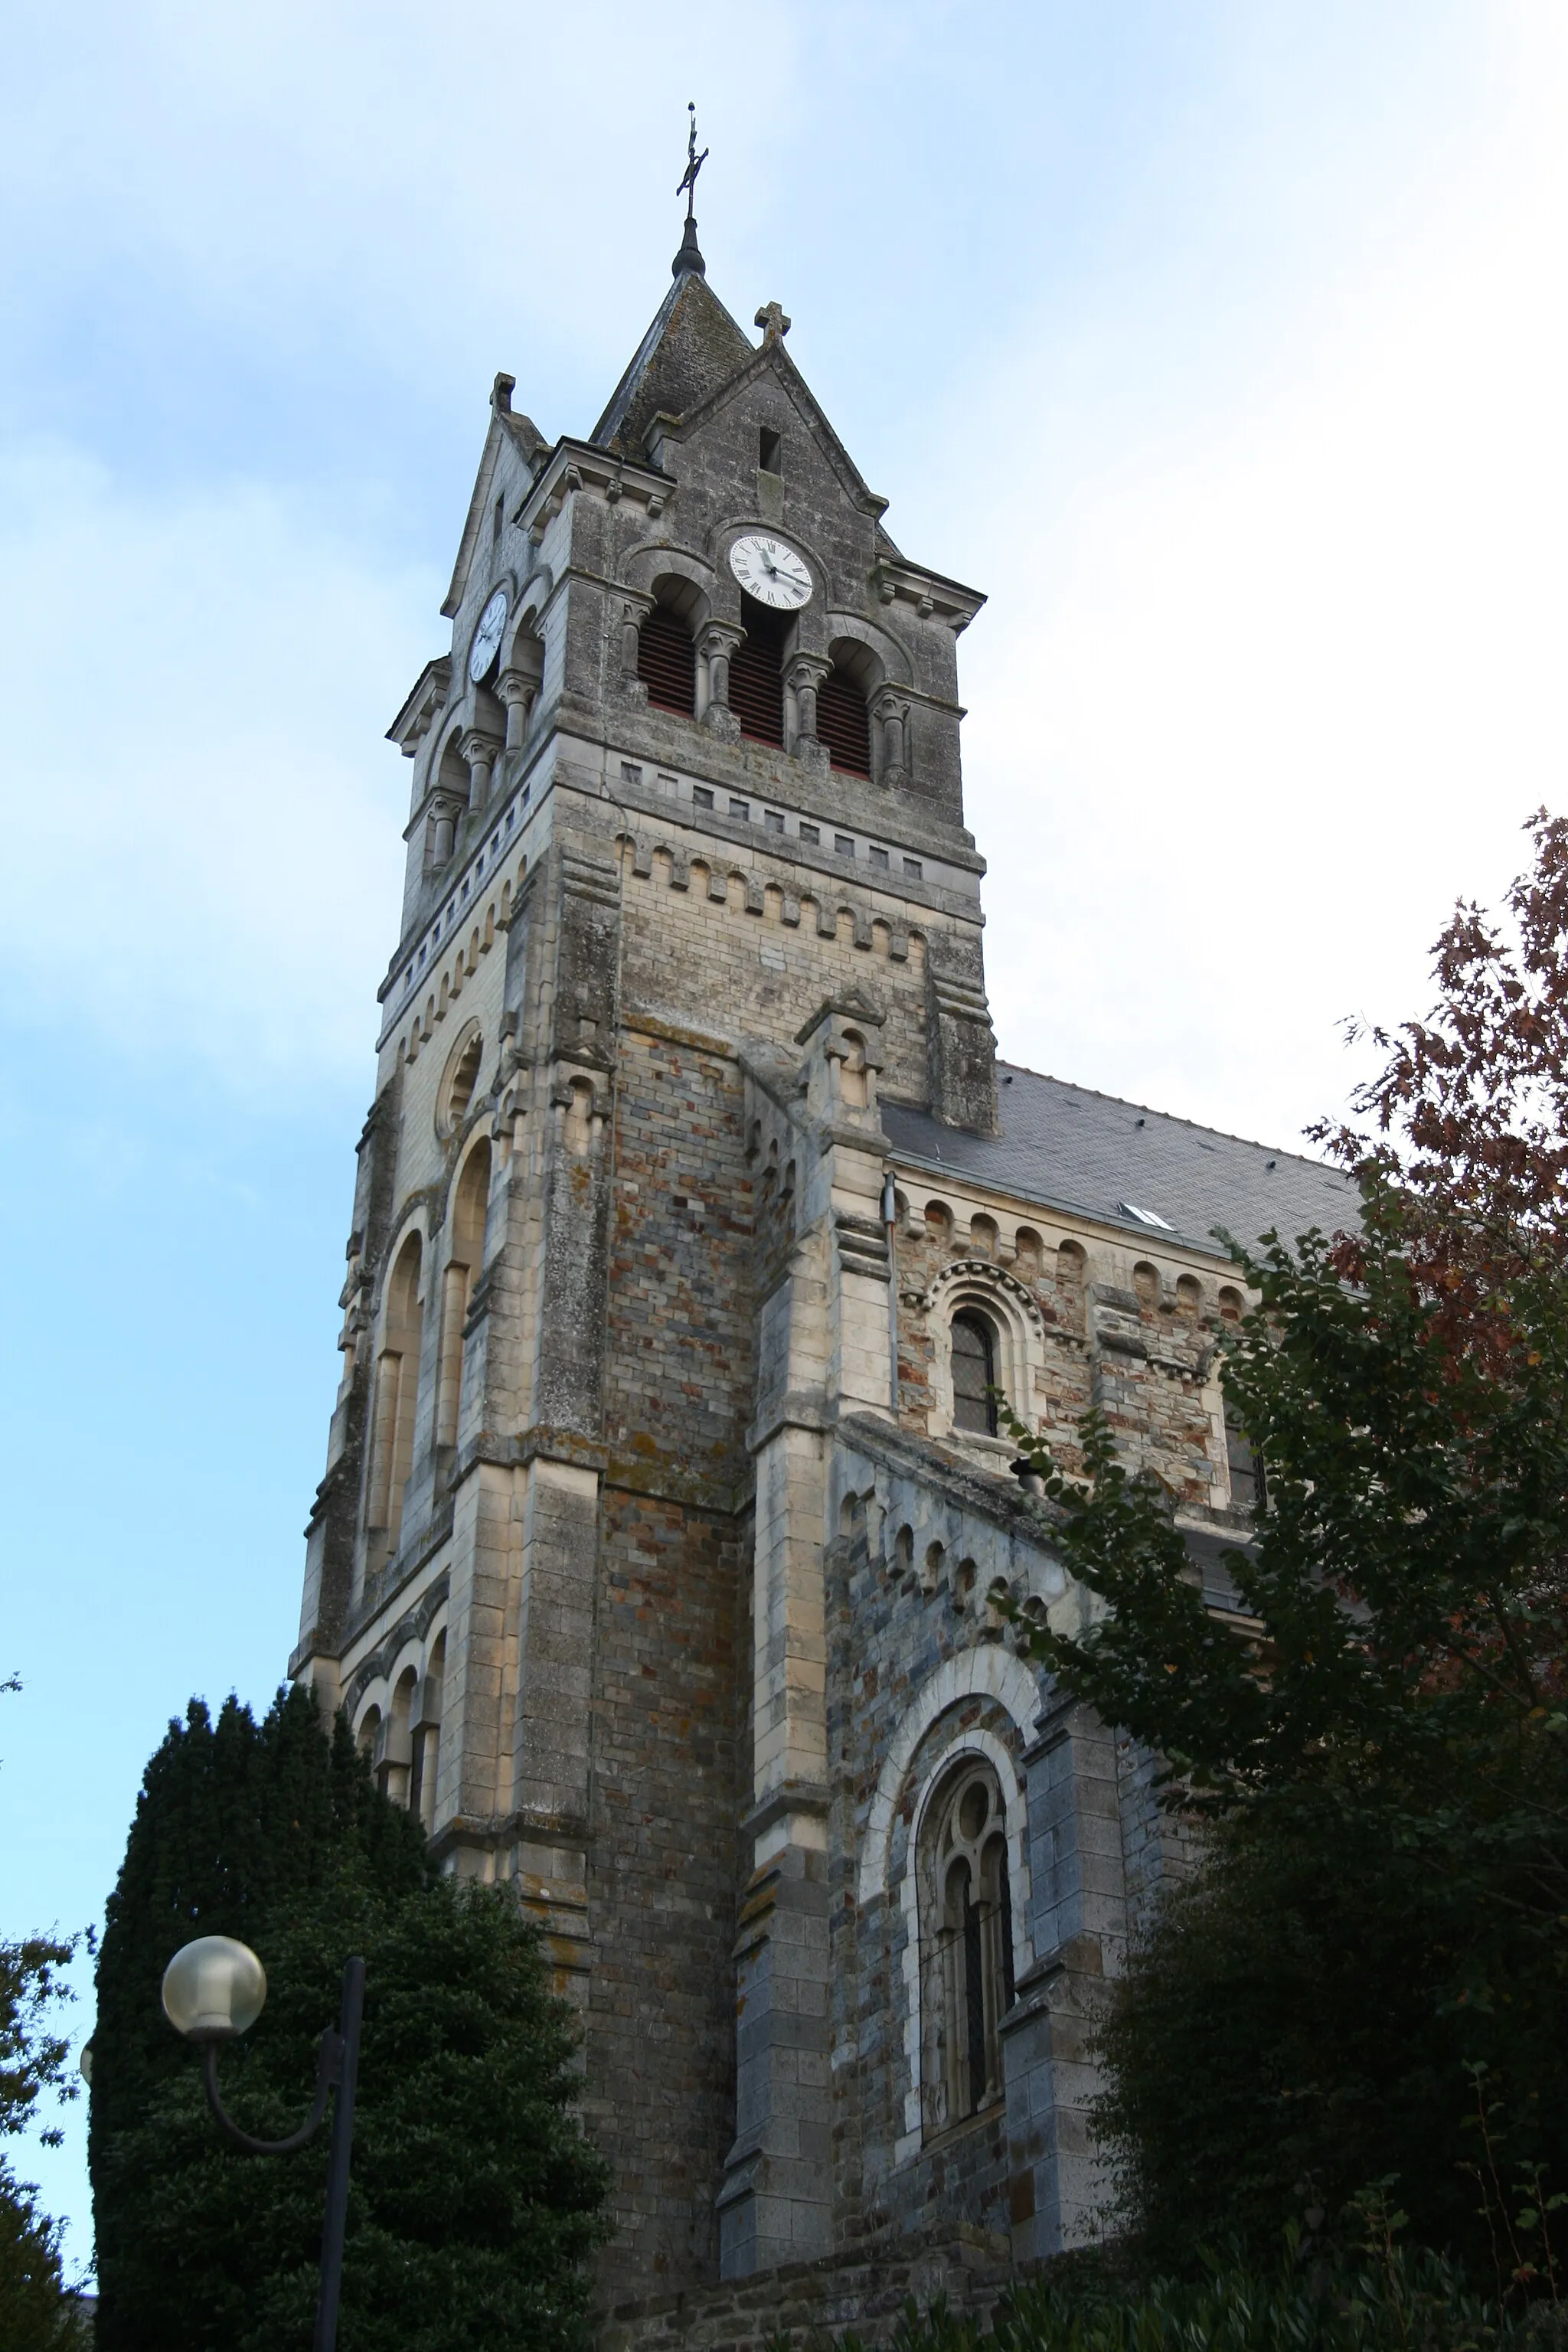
[161,1936,267,2043]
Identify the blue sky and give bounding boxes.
[3,0,1565,2278]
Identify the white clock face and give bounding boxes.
[468,589,508,683]
[730,534,812,610]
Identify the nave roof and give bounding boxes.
[882,1063,1356,1259]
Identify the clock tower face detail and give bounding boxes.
[292,232,1269,2311]
[728,531,812,608]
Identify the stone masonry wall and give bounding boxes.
[584,1488,748,2292]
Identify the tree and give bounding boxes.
[0,1933,89,2351]
[1003,815,1568,2280]
[91,1688,610,2351]
[0,1674,89,2350]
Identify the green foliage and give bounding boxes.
[832,2231,1552,2350]
[0,2177,89,2351]
[0,1934,88,2350]
[997,818,1568,2274]
[91,1687,610,2351]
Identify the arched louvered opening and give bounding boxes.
[817,665,872,776]
[637,603,697,715]
[730,595,787,747]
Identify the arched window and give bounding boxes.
[816,665,871,776]
[729,595,786,746]
[922,1761,1014,2135]
[436,1025,482,1140]
[436,1143,490,1455]
[381,1668,418,1806]
[1224,1398,1263,1516]
[637,602,697,715]
[950,1310,998,1436]
[436,731,471,811]
[411,1633,444,1831]
[368,1232,425,1558]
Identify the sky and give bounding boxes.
[2,0,1566,2282]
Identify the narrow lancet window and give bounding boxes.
[921,1762,1015,2136]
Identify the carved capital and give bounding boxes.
[426,789,466,868]
[459,727,503,809]
[618,592,655,684]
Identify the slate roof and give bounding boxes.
[591,271,755,457]
[882,1063,1357,1258]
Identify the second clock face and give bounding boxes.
[730,534,812,610]
[468,589,508,683]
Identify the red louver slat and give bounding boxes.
[816,668,871,776]
[730,598,786,746]
[637,606,697,716]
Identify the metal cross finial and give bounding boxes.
[671,103,710,277]
[677,102,708,223]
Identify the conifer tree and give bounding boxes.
[91,1688,609,2352]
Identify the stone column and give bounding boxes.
[459,727,503,812]
[874,691,907,787]
[618,593,654,686]
[787,654,831,758]
[426,790,465,869]
[701,621,745,740]
[498,671,537,753]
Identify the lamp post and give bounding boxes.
[161,1936,364,2352]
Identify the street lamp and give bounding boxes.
[162,1936,364,2352]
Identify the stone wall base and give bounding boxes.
[599,2225,1016,2352]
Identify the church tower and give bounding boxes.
[293,160,1347,2313]
[293,204,995,2287]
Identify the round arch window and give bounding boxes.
[436,1024,483,1139]
[951,1310,998,1436]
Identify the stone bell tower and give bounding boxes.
[292,175,1004,2293]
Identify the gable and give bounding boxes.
[441,389,549,622]
[673,334,887,519]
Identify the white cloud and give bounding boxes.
[945,6,1568,1152]
[0,443,431,1083]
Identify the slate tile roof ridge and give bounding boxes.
[994,1057,1335,1178]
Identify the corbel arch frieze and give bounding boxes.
[621,828,898,962]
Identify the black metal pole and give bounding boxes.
[312,1956,364,2352]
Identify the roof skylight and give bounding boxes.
[1119,1201,1174,1230]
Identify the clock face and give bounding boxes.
[468,589,508,683]
[730,534,812,610]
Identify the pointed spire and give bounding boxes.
[672,101,708,278]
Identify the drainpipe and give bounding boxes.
[881,1169,899,1416]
